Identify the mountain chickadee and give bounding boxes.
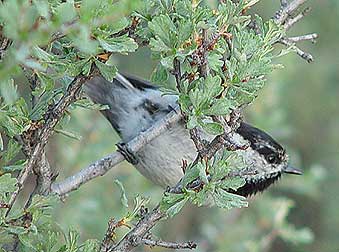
[84,74,302,196]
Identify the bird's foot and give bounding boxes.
[116,142,139,165]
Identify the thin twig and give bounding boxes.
[286,33,318,43]
[108,207,165,252]
[22,67,39,107]
[0,29,11,60]
[198,28,209,78]
[272,0,316,63]
[274,0,307,24]
[100,218,129,252]
[284,7,311,30]
[279,38,313,62]
[280,0,288,8]
[5,74,93,216]
[142,238,197,250]
[5,141,43,217]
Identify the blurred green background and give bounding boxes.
[40,1,339,251]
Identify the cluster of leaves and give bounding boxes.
[0,174,99,251]
[0,0,141,249]
[0,0,140,172]
[161,150,248,217]
[138,0,283,134]
[134,0,285,217]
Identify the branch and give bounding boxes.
[23,152,55,210]
[5,74,93,216]
[0,28,11,60]
[142,238,197,250]
[283,7,311,30]
[279,38,313,63]
[286,33,318,43]
[273,0,308,24]
[272,0,317,63]
[100,218,130,251]
[51,105,182,196]
[108,207,165,252]
[280,0,288,8]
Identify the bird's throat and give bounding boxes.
[230,172,282,197]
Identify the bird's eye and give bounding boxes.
[267,154,278,164]
[144,99,159,114]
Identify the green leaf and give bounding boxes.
[208,53,224,71]
[149,37,170,52]
[3,159,27,172]
[72,25,98,55]
[161,193,188,218]
[178,94,192,114]
[82,60,93,76]
[65,227,80,252]
[160,55,176,69]
[30,89,55,120]
[151,63,169,84]
[189,88,208,111]
[95,60,117,82]
[5,226,28,235]
[197,162,209,184]
[125,195,149,222]
[213,188,248,209]
[73,98,109,110]
[32,46,54,62]
[166,197,188,218]
[26,194,58,214]
[80,239,100,252]
[148,14,176,48]
[108,17,129,34]
[33,0,50,18]
[18,233,37,251]
[177,20,194,44]
[98,36,138,54]
[114,179,129,208]
[181,163,201,187]
[55,129,82,141]
[204,75,223,98]
[37,72,55,92]
[2,139,21,164]
[205,99,233,116]
[0,133,3,151]
[186,115,198,129]
[219,177,246,191]
[200,122,224,135]
[0,79,18,105]
[55,2,77,24]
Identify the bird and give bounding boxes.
[84,73,302,196]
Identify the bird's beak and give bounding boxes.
[283,165,303,175]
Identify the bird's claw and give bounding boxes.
[116,142,139,165]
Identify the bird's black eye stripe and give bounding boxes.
[256,147,282,164]
[143,99,159,114]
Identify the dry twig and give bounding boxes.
[273,0,317,62]
[142,238,197,250]
[5,74,94,216]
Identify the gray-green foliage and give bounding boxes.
[0,174,100,251]
[0,0,140,250]
[136,0,284,217]
[0,0,313,251]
